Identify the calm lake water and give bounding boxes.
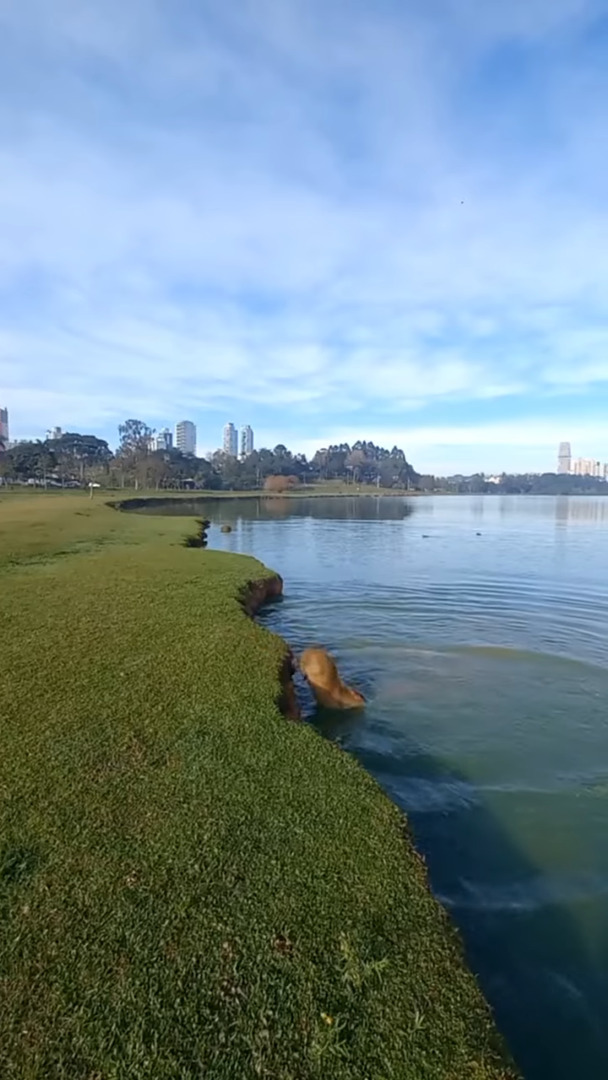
[135,494,608,1079]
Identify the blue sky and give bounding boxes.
[1,0,608,474]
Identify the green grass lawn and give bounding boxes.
[0,480,420,501]
[0,493,517,1079]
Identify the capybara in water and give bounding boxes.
[299,647,365,710]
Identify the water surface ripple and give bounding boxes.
[138,494,608,1080]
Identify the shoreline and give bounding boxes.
[0,493,518,1078]
[245,569,518,1078]
[240,571,301,721]
[108,489,423,511]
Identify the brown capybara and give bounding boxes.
[299,647,365,710]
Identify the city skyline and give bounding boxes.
[4,402,608,479]
[5,403,608,483]
[557,440,608,479]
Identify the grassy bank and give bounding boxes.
[0,494,516,1079]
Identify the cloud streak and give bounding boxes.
[1,0,608,471]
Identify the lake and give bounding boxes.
[132,493,608,1080]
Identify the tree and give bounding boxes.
[116,419,153,489]
[0,426,420,493]
[419,474,437,492]
[238,451,262,490]
[346,448,366,483]
[469,473,487,494]
[257,449,277,479]
[292,453,310,482]
[272,445,294,476]
[315,444,350,480]
[118,419,153,455]
[191,457,221,490]
[140,451,171,490]
[0,441,56,484]
[0,449,15,482]
[48,433,112,485]
[221,454,245,490]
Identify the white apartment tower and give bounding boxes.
[572,458,601,477]
[0,407,8,448]
[223,422,238,457]
[175,420,196,455]
[155,428,173,451]
[240,424,254,458]
[557,441,571,474]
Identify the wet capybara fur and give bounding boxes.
[299,647,366,710]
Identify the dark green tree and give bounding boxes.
[272,444,294,476]
[48,433,112,484]
[0,441,56,484]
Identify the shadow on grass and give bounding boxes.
[182,519,211,548]
[0,845,42,888]
[310,708,608,1080]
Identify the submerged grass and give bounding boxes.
[0,494,517,1079]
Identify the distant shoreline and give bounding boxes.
[2,483,607,504]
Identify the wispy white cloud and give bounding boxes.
[1,0,608,470]
[294,416,608,476]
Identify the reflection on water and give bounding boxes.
[125,493,415,521]
[553,496,608,522]
[494,494,608,523]
[126,494,608,1079]
[125,490,608,525]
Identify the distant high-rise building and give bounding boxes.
[240,424,254,458]
[46,426,62,441]
[155,428,173,451]
[557,441,571,474]
[223,422,238,457]
[0,407,8,448]
[175,420,196,455]
[572,457,597,477]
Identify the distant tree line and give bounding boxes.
[0,421,419,491]
[0,433,113,487]
[4,428,607,496]
[418,472,608,496]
